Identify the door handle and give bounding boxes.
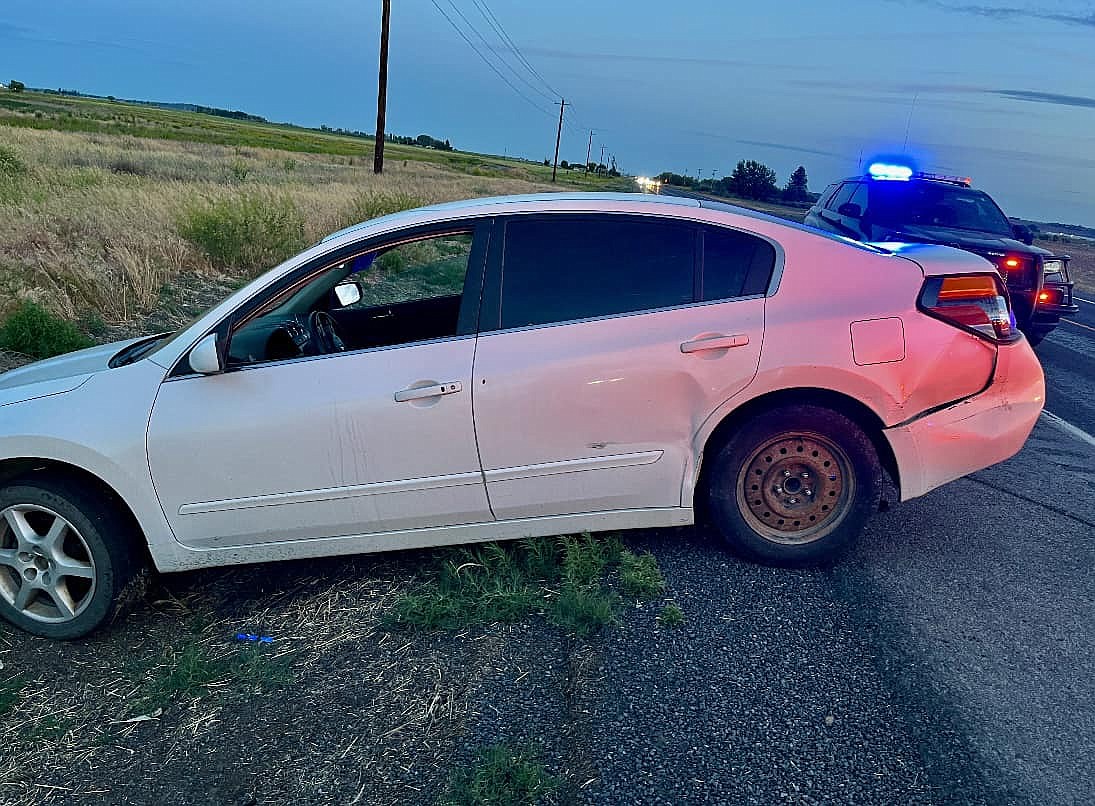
[680,334,750,353]
[394,381,463,402]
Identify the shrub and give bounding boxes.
[0,301,93,359]
[178,193,306,273]
[0,145,27,177]
[340,190,423,230]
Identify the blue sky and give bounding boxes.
[2,0,1094,224]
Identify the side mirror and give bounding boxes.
[334,280,363,307]
[189,333,223,375]
[837,202,862,218]
[1012,224,1033,245]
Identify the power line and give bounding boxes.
[442,0,557,105]
[468,0,561,99]
[427,0,555,119]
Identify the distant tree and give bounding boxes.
[608,156,619,177]
[106,95,116,102]
[560,160,570,170]
[587,161,597,173]
[728,160,778,200]
[543,158,550,166]
[781,165,810,203]
[9,80,25,93]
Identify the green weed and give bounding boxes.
[441,744,558,806]
[0,676,23,716]
[0,300,93,359]
[177,192,306,273]
[658,603,685,628]
[132,641,292,713]
[549,584,619,637]
[619,550,666,599]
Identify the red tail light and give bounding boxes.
[918,274,1017,342]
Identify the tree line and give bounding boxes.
[657,162,817,206]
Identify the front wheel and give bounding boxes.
[0,477,140,639]
[704,405,881,566]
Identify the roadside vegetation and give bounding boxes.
[0,92,633,366]
[441,744,558,806]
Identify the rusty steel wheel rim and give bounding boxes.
[736,432,855,545]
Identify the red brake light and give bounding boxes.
[1038,291,1050,302]
[919,274,1016,341]
[1004,258,1020,268]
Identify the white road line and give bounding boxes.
[1075,295,1095,306]
[1041,410,1095,449]
[1061,318,1095,334]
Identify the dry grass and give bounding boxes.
[1040,238,1095,295]
[0,126,559,344]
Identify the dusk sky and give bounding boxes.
[2,0,1094,224]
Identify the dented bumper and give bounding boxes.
[883,337,1045,502]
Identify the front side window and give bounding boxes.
[499,215,695,329]
[701,226,776,301]
[826,183,857,212]
[228,230,474,366]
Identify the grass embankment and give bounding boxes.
[0,93,628,363]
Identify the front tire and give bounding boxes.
[704,405,881,566]
[0,477,140,639]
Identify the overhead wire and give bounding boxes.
[426,0,555,119]
[441,0,558,105]
[468,0,561,99]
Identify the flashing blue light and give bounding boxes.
[868,162,913,181]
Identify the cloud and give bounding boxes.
[888,1,1095,28]
[993,89,1095,108]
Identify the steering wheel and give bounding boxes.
[307,311,348,354]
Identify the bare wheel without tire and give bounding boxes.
[0,477,140,639]
[705,404,881,566]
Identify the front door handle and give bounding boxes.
[680,334,750,353]
[394,381,463,402]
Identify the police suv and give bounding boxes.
[805,163,1077,344]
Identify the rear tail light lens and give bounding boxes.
[919,274,1017,342]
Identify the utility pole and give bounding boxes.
[585,129,594,172]
[599,144,605,173]
[373,0,391,174]
[551,98,567,182]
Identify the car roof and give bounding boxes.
[323,191,881,253]
[322,192,699,243]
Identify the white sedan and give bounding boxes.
[0,193,1044,638]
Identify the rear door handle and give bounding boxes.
[394,381,463,402]
[680,334,750,353]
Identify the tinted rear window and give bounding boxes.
[500,216,695,328]
[701,226,776,300]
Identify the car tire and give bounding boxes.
[704,405,881,567]
[0,476,141,639]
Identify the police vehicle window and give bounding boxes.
[825,183,857,211]
[702,226,776,301]
[870,184,1011,236]
[846,183,868,216]
[500,216,695,329]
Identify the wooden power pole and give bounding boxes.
[373,0,391,174]
[585,129,594,172]
[551,98,567,182]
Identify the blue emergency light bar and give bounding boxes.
[867,162,913,181]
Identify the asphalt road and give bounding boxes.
[1039,293,1095,435]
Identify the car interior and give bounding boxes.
[226,231,473,366]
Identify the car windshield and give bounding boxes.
[870,183,1013,237]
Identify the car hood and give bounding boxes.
[876,224,1053,256]
[0,337,145,406]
